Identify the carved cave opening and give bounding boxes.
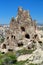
[8,49,13,52]
[25,34,30,39]
[21,26,25,31]
[7,37,9,39]
[11,35,15,39]
[34,34,38,38]
[17,42,23,47]
[2,44,6,49]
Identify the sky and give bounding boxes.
[0,0,43,24]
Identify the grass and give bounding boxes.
[14,61,26,65]
[0,52,38,65]
[29,63,37,65]
[0,52,17,65]
[16,48,34,56]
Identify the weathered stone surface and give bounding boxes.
[0,7,43,65]
[0,7,39,52]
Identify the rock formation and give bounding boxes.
[0,7,40,52]
[6,7,37,49]
[0,7,43,65]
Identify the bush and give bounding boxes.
[0,35,5,43]
[29,63,37,65]
[16,49,34,56]
[0,52,17,65]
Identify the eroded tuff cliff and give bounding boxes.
[0,7,39,51]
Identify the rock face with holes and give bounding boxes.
[0,7,43,65]
[0,7,39,52]
[5,7,37,50]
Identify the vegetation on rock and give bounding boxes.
[0,35,5,43]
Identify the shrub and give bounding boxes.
[0,35,5,43]
[0,52,17,65]
[16,49,34,56]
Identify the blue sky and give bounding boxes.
[0,0,43,24]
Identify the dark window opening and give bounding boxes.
[7,37,9,39]
[25,34,30,39]
[2,44,6,49]
[11,35,15,39]
[38,41,42,43]
[34,34,37,38]
[21,26,25,31]
[17,42,23,47]
[14,36,15,39]
[28,46,31,49]
[8,49,13,51]
[11,35,13,38]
